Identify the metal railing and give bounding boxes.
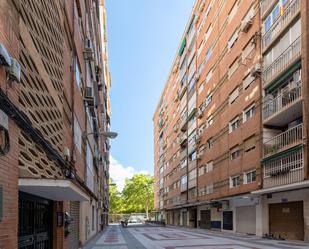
[264,124,303,157]
[263,0,300,49]
[263,37,301,86]
[260,0,276,17]
[263,80,301,120]
[263,148,304,188]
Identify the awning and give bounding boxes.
[19,178,90,201]
[251,180,309,195]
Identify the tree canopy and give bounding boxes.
[109,174,154,217]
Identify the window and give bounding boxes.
[205,46,213,62]
[243,73,255,90]
[206,93,213,106]
[74,117,82,153]
[229,2,238,22]
[228,30,238,49]
[229,58,239,77]
[198,83,205,95]
[75,60,81,89]
[181,175,187,185]
[264,15,272,32]
[189,151,197,161]
[92,205,95,231]
[244,171,256,184]
[242,40,255,61]
[230,176,240,188]
[229,117,240,133]
[205,24,213,41]
[206,115,214,128]
[243,103,256,123]
[230,146,240,160]
[206,70,213,83]
[244,136,256,153]
[180,158,187,169]
[206,137,213,149]
[205,2,212,16]
[229,87,239,104]
[189,169,197,180]
[206,161,213,172]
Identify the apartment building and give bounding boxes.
[0,0,112,248]
[154,0,309,241]
[252,0,309,241]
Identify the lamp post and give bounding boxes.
[83,130,118,140]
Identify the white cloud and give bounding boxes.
[109,156,150,192]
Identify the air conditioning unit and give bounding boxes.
[84,87,95,106]
[7,58,21,82]
[250,63,261,77]
[64,147,70,159]
[0,43,11,67]
[241,19,253,33]
[83,39,94,60]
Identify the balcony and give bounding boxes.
[188,141,196,154]
[263,36,301,87]
[262,0,300,51]
[181,183,187,192]
[188,178,197,189]
[179,134,188,147]
[180,149,187,160]
[263,148,304,188]
[260,0,276,19]
[263,124,303,158]
[180,113,188,131]
[180,165,187,176]
[188,160,197,171]
[263,80,302,125]
[178,81,187,100]
[187,27,196,48]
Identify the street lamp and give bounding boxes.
[83,129,118,139]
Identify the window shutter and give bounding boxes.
[244,135,256,152]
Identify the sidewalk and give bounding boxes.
[82,224,146,249]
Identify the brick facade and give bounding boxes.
[0,0,111,248]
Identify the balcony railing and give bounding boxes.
[261,0,276,18]
[262,0,300,50]
[263,36,301,87]
[264,124,303,158]
[263,148,304,188]
[263,80,301,120]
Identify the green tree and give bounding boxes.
[109,179,123,214]
[122,174,154,218]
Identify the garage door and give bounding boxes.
[269,201,304,240]
[236,206,256,235]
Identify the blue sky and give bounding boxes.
[106,0,195,189]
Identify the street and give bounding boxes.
[83,224,309,249]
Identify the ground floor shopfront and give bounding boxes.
[160,188,309,242]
